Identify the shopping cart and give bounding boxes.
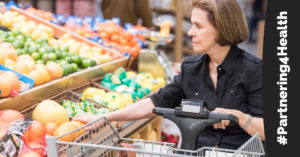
[46,100,265,157]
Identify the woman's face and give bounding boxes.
[188,8,219,53]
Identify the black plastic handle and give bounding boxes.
[152,107,175,115]
[208,112,239,123]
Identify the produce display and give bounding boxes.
[0,10,123,95]
[23,7,143,57]
[0,2,167,157]
[0,10,116,66]
[31,99,85,142]
[101,67,166,100]
[0,99,87,155]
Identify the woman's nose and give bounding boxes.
[188,27,194,37]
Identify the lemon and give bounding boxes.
[126,71,137,78]
[82,88,105,98]
[120,93,134,106]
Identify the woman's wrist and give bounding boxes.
[104,112,113,121]
[237,111,249,128]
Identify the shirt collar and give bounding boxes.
[219,45,241,76]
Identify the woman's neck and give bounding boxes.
[207,45,231,66]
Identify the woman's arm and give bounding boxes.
[73,98,156,123]
[212,108,265,141]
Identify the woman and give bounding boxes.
[75,0,265,149]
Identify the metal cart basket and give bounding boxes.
[46,117,265,157]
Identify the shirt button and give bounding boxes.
[230,89,234,94]
[218,67,222,71]
[195,92,198,95]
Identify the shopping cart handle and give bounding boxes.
[208,112,239,123]
[152,107,175,116]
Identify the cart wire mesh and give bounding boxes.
[46,117,265,157]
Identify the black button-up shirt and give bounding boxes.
[151,45,262,149]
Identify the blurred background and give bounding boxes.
[1,0,266,61]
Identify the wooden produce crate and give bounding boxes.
[20,90,118,156]
[21,90,87,120]
[91,70,156,100]
[10,6,122,59]
[70,82,129,130]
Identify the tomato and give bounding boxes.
[110,34,120,44]
[105,27,115,37]
[119,37,128,45]
[130,39,138,47]
[99,32,109,40]
[130,46,140,57]
[121,31,134,41]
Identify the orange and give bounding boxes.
[36,67,50,83]
[17,55,34,63]
[14,62,30,74]
[1,71,21,92]
[0,51,8,65]
[53,122,77,142]
[45,122,57,136]
[46,62,63,80]
[35,64,46,70]
[28,70,44,86]
[23,60,36,72]
[0,43,17,61]
[0,76,12,97]
[70,120,84,128]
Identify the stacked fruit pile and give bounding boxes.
[23,7,142,57]
[101,67,166,100]
[81,87,134,111]
[61,99,110,117]
[0,11,116,65]
[94,21,141,56]
[0,104,85,156]
[49,33,113,64]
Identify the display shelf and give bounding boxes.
[0,57,129,111]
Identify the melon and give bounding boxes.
[32,100,69,126]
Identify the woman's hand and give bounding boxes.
[73,113,108,131]
[211,108,265,141]
[211,108,247,130]
[73,113,104,123]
